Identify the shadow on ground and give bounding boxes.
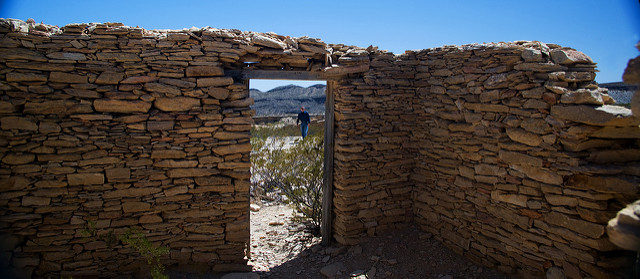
[168,224,507,279]
[254,225,507,279]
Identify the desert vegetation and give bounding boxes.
[250,120,324,233]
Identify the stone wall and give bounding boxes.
[0,18,638,278]
[411,42,640,278]
[332,50,417,244]
[0,19,369,278]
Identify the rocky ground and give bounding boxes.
[246,203,507,279]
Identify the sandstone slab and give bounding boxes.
[506,128,542,146]
[1,117,37,131]
[94,99,151,113]
[550,49,593,65]
[154,97,200,111]
[49,72,87,83]
[186,66,223,77]
[95,72,124,84]
[67,173,105,186]
[551,105,639,126]
[197,77,233,87]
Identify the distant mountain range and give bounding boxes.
[599,82,637,104]
[250,84,326,116]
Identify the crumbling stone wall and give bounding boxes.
[411,42,640,278]
[0,19,371,278]
[0,18,638,278]
[331,50,417,244]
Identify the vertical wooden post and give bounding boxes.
[243,77,252,259]
[321,80,335,245]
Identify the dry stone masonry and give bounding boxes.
[410,43,639,278]
[0,18,638,278]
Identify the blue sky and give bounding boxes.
[1,0,638,91]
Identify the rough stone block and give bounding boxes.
[6,72,47,82]
[1,117,37,131]
[144,83,181,95]
[151,150,186,159]
[550,49,593,65]
[47,52,87,60]
[506,128,542,147]
[154,97,200,111]
[491,190,528,207]
[147,121,175,131]
[212,144,251,156]
[96,52,141,62]
[545,211,605,239]
[121,76,157,84]
[166,168,218,178]
[1,153,35,165]
[122,202,150,213]
[551,105,639,127]
[22,196,50,206]
[511,165,563,185]
[498,150,542,167]
[49,72,87,83]
[252,34,286,49]
[186,66,223,77]
[207,88,230,99]
[94,99,151,113]
[139,214,163,224]
[197,77,233,87]
[24,100,77,115]
[67,173,105,186]
[106,168,130,182]
[95,72,124,84]
[545,194,578,207]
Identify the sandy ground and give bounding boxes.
[248,203,507,279]
[248,203,319,272]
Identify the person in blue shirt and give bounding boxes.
[296,106,311,139]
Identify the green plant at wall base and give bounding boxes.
[81,222,169,279]
[251,128,324,232]
[80,220,98,237]
[119,228,170,279]
[79,220,118,247]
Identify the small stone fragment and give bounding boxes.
[250,204,261,212]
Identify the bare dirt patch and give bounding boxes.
[249,203,507,279]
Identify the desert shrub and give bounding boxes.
[251,124,324,232]
[250,121,323,138]
[119,229,169,279]
[81,222,169,279]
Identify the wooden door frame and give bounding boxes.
[232,70,335,244]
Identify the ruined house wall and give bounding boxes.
[331,51,417,244]
[0,21,259,278]
[411,42,640,278]
[0,19,372,277]
[0,18,638,279]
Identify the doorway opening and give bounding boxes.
[247,77,331,272]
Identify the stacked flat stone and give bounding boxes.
[1,18,639,279]
[411,41,639,278]
[0,18,369,278]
